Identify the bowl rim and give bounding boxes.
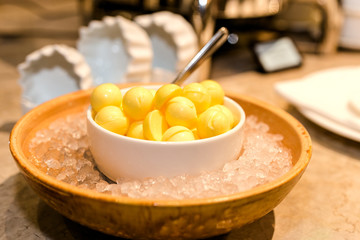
[9,85,312,207]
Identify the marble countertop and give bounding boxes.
[214,52,360,240]
[1,1,360,238]
[2,49,360,239]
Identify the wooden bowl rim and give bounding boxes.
[10,85,312,207]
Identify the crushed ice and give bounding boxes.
[29,112,292,200]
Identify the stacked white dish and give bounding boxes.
[339,0,360,49]
[18,12,199,113]
[18,44,93,113]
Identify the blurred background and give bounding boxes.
[0,0,351,118]
[0,0,348,78]
[1,1,360,239]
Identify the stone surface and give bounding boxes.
[216,52,360,240]
[1,0,360,239]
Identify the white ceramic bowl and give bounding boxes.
[339,12,360,50]
[342,0,360,13]
[87,85,246,180]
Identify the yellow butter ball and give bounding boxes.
[91,108,97,119]
[211,104,236,127]
[143,110,168,141]
[91,83,122,112]
[154,84,182,110]
[149,89,157,97]
[200,80,224,106]
[197,106,231,138]
[182,82,211,113]
[122,86,154,121]
[126,121,145,139]
[95,106,129,135]
[162,126,195,142]
[191,128,200,140]
[165,96,197,129]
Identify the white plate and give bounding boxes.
[275,66,360,142]
[299,107,360,142]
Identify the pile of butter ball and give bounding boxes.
[90,80,238,141]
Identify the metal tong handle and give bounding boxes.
[171,27,229,85]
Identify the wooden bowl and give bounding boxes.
[9,83,312,239]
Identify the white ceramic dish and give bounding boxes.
[77,16,153,85]
[87,85,246,180]
[134,11,199,84]
[339,11,360,50]
[275,66,360,142]
[342,0,360,13]
[18,44,93,113]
